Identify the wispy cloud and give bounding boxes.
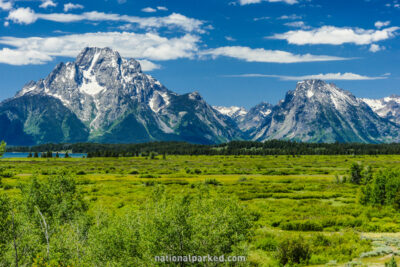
[277,14,302,20]
[253,16,270,21]
[6,9,205,33]
[63,3,84,12]
[375,21,390,29]
[225,36,236,41]
[201,46,348,63]
[141,7,157,13]
[269,26,399,45]
[284,21,310,29]
[226,72,388,80]
[238,0,298,5]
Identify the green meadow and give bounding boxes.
[1,154,400,266]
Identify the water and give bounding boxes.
[2,152,87,158]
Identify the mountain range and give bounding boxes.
[0,47,399,145]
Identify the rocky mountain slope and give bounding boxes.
[361,95,400,125]
[247,80,400,143]
[214,103,273,134]
[0,47,241,145]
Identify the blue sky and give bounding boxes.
[0,0,399,108]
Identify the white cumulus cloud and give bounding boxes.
[157,6,168,11]
[40,0,57,9]
[137,59,161,71]
[0,0,12,10]
[270,25,399,45]
[0,48,52,65]
[7,7,37,24]
[0,32,200,66]
[201,46,347,63]
[369,44,384,52]
[227,72,388,80]
[63,3,84,12]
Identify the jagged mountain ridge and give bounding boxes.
[0,47,241,145]
[361,95,400,125]
[246,80,400,143]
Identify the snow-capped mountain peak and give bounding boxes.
[3,47,241,145]
[362,95,400,124]
[249,79,400,143]
[213,106,248,118]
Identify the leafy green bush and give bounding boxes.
[276,236,311,266]
[359,169,400,209]
[255,234,277,251]
[0,170,14,178]
[204,178,222,186]
[280,220,323,232]
[350,163,363,184]
[21,171,88,224]
[139,174,159,178]
[385,256,397,267]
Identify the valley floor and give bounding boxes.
[2,155,400,266]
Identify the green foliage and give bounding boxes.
[0,194,12,261]
[86,187,252,265]
[204,178,222,186]
[385,256,398,267]
[276,236,311,266]
[21,171,88,224]
[360,169,400,209]
[280,220,323,232]
[0,141,6,158]
[350,163,363,184]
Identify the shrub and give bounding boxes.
[280,220,323,232]
[0,170,14,178]
[255,235,277,251]
[139,174,159,178]
[204,178,222,186]
[350,163,363,184]
[385,256,397,267]
[21,171,88,224]
[276,236,311,265]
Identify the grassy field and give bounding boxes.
[2,154,400,266]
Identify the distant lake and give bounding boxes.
[2,152,87,158]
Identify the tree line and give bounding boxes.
[7,140,400,157]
